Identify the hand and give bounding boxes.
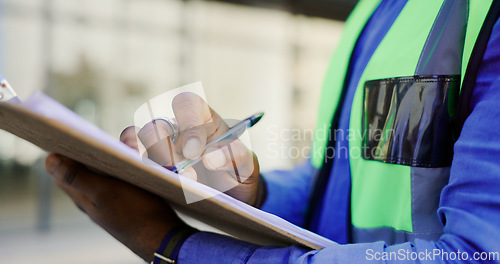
[45,153,183,262]
[122,92,263,206]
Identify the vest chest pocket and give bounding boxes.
[362,75,460,168]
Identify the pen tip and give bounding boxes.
[249,112,264,126]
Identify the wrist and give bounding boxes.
[151,225,198,264]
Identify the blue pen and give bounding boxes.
[172,112,264,175]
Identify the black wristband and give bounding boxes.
[152,225,198,264]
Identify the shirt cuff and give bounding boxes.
[178,232,259,264]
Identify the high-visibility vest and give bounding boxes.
[309,0,497,244]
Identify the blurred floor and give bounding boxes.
[0,161,143,264]
[0,223,143,264]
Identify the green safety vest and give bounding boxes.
[310,0,496,244]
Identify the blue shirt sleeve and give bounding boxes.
[259,161,316,227]
[177,16,500,264]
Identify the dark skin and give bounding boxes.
[46,154,180,262]
[45,92,261,262]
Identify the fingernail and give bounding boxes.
[46,155,61,174]
[183,137,202,159]
[204,149,226,170]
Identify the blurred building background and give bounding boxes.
[0,0,354,263]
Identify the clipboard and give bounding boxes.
[0,91,335,250]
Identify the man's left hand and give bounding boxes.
[45,153,183,262]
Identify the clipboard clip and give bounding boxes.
[0,73,21,103]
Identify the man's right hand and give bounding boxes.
[120,92,263,206]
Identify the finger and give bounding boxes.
[120,126,147,156]
[204,110,229,141]
[172,92,212,159]
[120,126,140,151]
[54,178,95,214]
[45,154,107,202]
[138,120,183,168]
[203,140,256,181]
[180,167,197,181]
